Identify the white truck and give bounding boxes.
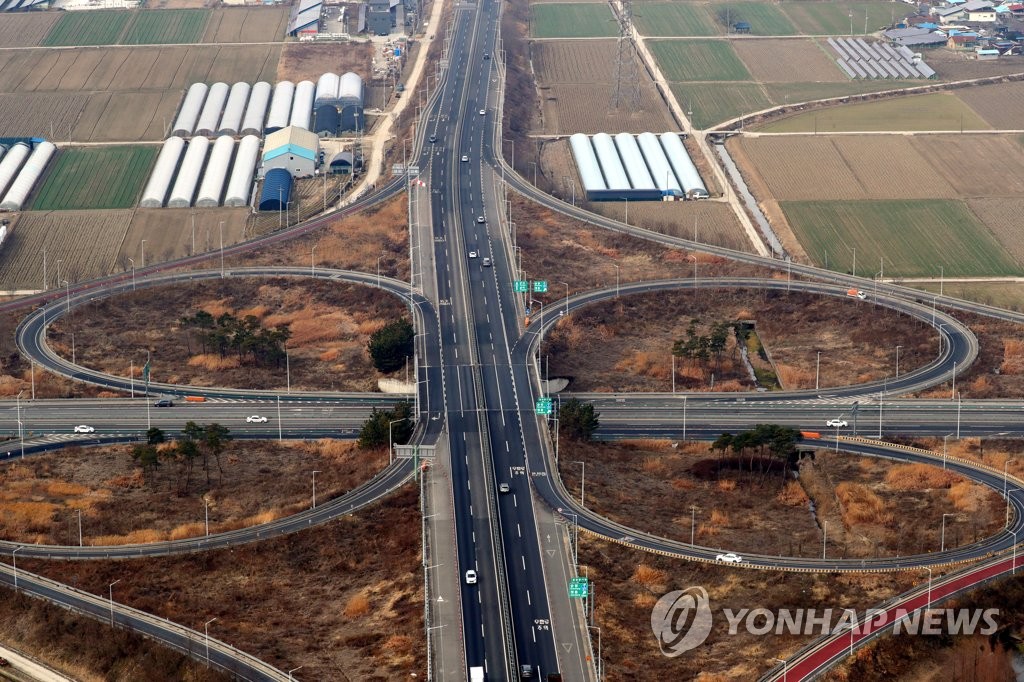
[470,666,485,682]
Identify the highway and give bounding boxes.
[416,0,576,677]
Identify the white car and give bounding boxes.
[465,569,478,584]
[857,291,867,300]
[478,109,486,115]
[499,483,510,494]
[716,553,743,564]
[73,424,95,434]
[476,216,485,224]
[468,250,479,259]
[482,257,491,267]
[461,155,469,162]
[826,419,848,428]
[246,415,268,423]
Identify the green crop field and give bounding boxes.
[764,80,915,107]
[759,92,992,132]
[531,4,617,38]
[782,200,1021,277]
[634,3,718,36]
[31,146,158,211]
[122,9,211,45]
[712,3,796,35]
[672,83,772,128]
[650,40,751,81]
[42,11,131,46]
[782,1,906,36]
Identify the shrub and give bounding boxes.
[367,318,414,373]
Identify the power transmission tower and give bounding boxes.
[610,0,641,111]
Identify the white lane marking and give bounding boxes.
[527,589,532,606]
[517,523,521,537]
[513,494,517,508]
[521,556,526,570]
[505,441,509,452]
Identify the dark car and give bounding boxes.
[154,399,174,407]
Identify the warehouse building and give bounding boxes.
[259,168,293,211]
[287,0,322,37]
[261,126,319,178]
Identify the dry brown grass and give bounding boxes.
[949,481,985,514]
[777,480,810,507]
[1001,338,1024,375]
[836,482,893,527]
[187,354,242,370]
[631,564,668,591]
[884,463,960,491]
[344,592,372,618]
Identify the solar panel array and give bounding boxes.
[0,0,47,10]
[828,37,936,79]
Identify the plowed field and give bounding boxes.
[955,80,1024,130]
[540,83,675,134]
[733,39,843,83]
[0,211,134,290]
[967,198,1024,267]
[0,13,59,47]
[534,40,618,83]
[0,93,89,139]
[202,6,289,43]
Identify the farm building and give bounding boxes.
[569,132,707,201]
[339,72,365,106]
[266,81,296,134]
[329,151,355,174]
[0,140,56,212]
[363,0,402,35]
[195,136,235,208]
[0,143,31,201]
[288,0,322,37]
[290,80,316,131]
[340,105,364,132]
[167,136,211,208]
[172,83,209,138]
[242,82,272,136]
[261,126,319,178]
[196,82,230,137]
[259,168,293,211]
[218,82,252,137]
[225,135,261,207]
[314,104,340,137]
[139,137,187,208]
[316,73,341,106]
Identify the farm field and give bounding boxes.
[42,11,132,47]
[781,1,907,36]
[954,80,1024,130]
[121,9,210,45]
[123,209,249,264]
[201,7,290,43]
[534,40,618,82]
[738,136,958,201]
[758,92,992,132]
[649,40,751,81]
[782,200,1021,277]
[0,13,59,48]
[530,3,618,38]
[276,42,375,82]
[712,2,796,35]
[541,83,675,134]
[733,39,843,83]
[967,198,1024,267]
[911,280,1024,311]
[671,82,772,128]
[0,45,280,95]
[633,3,718,37]
[30,147,158,211]
[0,211,134,290]
[72,91,181,142]
[0,93,90,139]
[764,79,920,106]
[908,135,1024,196]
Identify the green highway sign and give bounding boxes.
[533,280,549,293]
[514,280,529,293]
[569,577,589,598]
[536,397,553,415]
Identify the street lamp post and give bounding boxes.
[128,258,135,291]
[109,579,121,626]
[205,617,217,663]
[956,391,962,439]
[16,390,24,460]
[1012,528,1019,575]
[76,509,82,546]
[311,244,317,277]
[943,434,951,470]
[816,351,821,391]
[895,345,902,378]
[12,546,21,590]
[589,625,603,681]
[63,279,70,313]
[312,470,321,509]
[925,566,932,607]
[389,418,404,465]
[575,461,585,506]
[613,264,619,299]
[690,505,697,545]
[941,513,956,552]
[277,395,283,441]
[559,281,569,317]
[823,520,828,559]
[683,395,687,441]
[205,498,210,536]
[140,239,146,268]
[219,221,225,277]
[377,255,384,287]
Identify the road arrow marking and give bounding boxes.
[561,643,573,652]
